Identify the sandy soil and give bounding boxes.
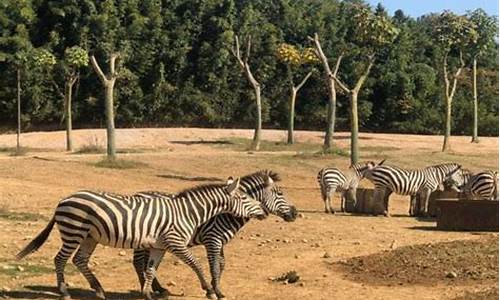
[0,128,498,300]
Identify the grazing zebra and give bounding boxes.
[317,160,385,214]
[16,178,266,300]
[446,169,499,200]
[133,170,297,300]
[363,162,461,216]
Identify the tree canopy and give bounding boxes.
[0,0,497,137]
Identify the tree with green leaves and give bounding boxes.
[467,9,497,143]
[61,46,88,151]
[276,43,316,144]
[231,35,262,151]
[433,11,478,151]
[333,3,399,163]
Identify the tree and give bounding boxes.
[334,3,399,163]
[309,33,343,151]
[231,35,262,151]
[276,43,315,144]
[90,53,120,159]
[467,9,497,143]
[433,11,478,151]
[61,46,88,151]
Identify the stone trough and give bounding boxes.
[435,199,499,231]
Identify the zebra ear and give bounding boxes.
[226,176,234,185]
[263,174,274,187]
[226,177,241,196]
[378,159,386,166]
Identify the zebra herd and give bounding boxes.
[318,161,499,216]
[15,163,498,300]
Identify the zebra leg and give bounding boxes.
[54,242,81,300]
[72,237,106,299]
[326,189,335,214]
[169,245,214,299]
[206,243,225,299]
[421,189,432,217]
[133,249,169,295]
[142,248,166,300]
[383,188,392,217]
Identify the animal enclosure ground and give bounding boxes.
[0,128,498,300]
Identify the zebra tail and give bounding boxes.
[493,172,499,200]
[16,217,55,260]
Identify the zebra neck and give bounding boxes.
[170,193,227,226]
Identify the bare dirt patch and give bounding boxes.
[336,235,498,287]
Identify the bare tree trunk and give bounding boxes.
[16,67,21,151]
[105,79,117,158]
[252,85,262,150]
[64,81,73,151]
[472,57,479,143]
[90,53,119,159]
[442,99,452,152]
[350,91,359,164]
[324,78,336,150]
[288,88,297,144]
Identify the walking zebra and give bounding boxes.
[16,178,266,300]
[133,170,297,300]
[317,160,385,214]
[446,169,499,200]
[363,162,461,216]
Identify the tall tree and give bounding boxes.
[276,43,315,144]
[90,53,120,159]
[433,11,477,151]
[309,33,343,151]
[466,9,497,143]
[231,35,262,150]
[334,3,398,163]
[61,46,88,151]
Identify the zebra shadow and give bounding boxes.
[0,285,143,300]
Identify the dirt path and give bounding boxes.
[0,128,498,300]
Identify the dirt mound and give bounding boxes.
[451,288,499,300]
[335,235,498,286]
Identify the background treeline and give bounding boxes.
[0,0,498,136]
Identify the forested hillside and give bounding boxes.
[0,0,498,136]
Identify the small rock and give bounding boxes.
[314,243,321,248]
[390,240,396,249]
[446,271,458,278]
[265,239,272,243]
[298,213,305,218]
[302,239,308,243]
[322,274,328,278]
[299,282,305,287]
[16,266,24,272]
[353,241,361,245]
[283,239,290,243]
[322,252,332,258]
[167,281,177,287]
[118,250,126,256]
[2,286,11,292]
[255,233,262,237]
[294,254,300,259]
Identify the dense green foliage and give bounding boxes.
[0,0,498,136]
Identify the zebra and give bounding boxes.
[132,170,297,300]
[363,162,462,216]
[317,160,385,214]
[16,178,266,300]
[446,169,499,200]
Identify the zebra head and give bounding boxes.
[444,168,471,192]
[239,170,297,222]
[224,177,267,220]
[349,159,385,178]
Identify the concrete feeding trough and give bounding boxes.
[344,188,385,215]
[414,190,464,217]
[435,199,499,231]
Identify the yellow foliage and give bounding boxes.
[276,43,318,66]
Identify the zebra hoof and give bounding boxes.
[206,290,217,300]
[60,296,71,300]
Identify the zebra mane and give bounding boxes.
[242,170,281,183]
[176,182,229,198]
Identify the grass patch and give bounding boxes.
[0,259,76,277]
[294,147,350,159]
[360,145,401,152]
[215,137,322,153]
[0,206,47,222]
[93,157,148,169]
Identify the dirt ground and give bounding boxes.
[0,128,498,300]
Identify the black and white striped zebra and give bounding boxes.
[317,160,385,214]
[363,162,461,216]
[446,169,499,200]
[16,178,266,300]
[133,170,297,300]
